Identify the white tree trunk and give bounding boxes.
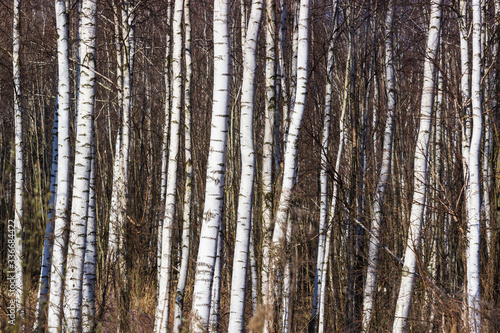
[36,105,57,329]
[318,37,351,333]
[465,0,482,330]
[266,0,310,330]
[190,0,230,330]
[62,0,97,330]
[158,0,172,286]
[209,224,223,332]
[261,0,276,316]
[12,0,24,323]
[47,1,72,330]
[392,1,441,331]
[82,144,97,332]
[310,2,338,331]
[173,1,192,331]
[155,0,184,331]
[228,1,262,331]
[108,0,124,262]
[361,1,396,330]
[459,0,471,163]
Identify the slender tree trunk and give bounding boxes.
[108,0,124,261]
[36,104,57,329]
[47,0,72,329]
[261,0,276,317]
[318,38,351,333]
[12,0,24,323]
[266,1,310,331]
[158,0,172,288]
[361,1,397,330]
[155,0,184,331]
[228,1,262,331]
[62,0,97,330]
[116,3,134,330]
[173,1,192,331]
[310,2,338,331]
[190,0,230,330]
[465,0,482,330]
[209,223,223,332]
[392,1,442,331]
[82,143,97,332]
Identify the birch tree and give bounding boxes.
[46,0,72,329]
[82,144,96,332]
[172,0,193,331]
[260,0,276,316]
[62,0,97,329]
[228,1,262,331]
[106,2,135,328]
[392,1,442,331]
[36,103,57,329]
[12,0,24,321]
[465,0,482,330]
[155,0,184,330]
[318,34,351,333]
[157,0,172,285]
[310,1,338,331]
[190,0,230,330]
[361,1,397,330]
[266,0,310,330]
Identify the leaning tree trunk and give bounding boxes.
[228,1,262,331]
[318,30,351,333]
[190,0,230,330]
[62,0,97,330]
[266,0,310,331]
[392,0,442,331]
[310,1,338,331]
[155,0,184,331]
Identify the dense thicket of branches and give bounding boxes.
[0,0,499,331]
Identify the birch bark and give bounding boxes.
[155,0,184,330]
[158,0,172,287]
[173,1,192,331]
[82,144,96,332]
[261,0,276,316]
[46,1,72,329]
[228,1,262,331]
[63,0,97,330]
[266,0,310,330]
[12,0,24,321]
[318,37,351,333]
[392,1,442,331]
[190,0,230,330]
[465,0,482,330]
[37,104,57,328]
[361,1,397,330]
[310,2,338,331]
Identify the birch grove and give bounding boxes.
[2,0,500,331]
